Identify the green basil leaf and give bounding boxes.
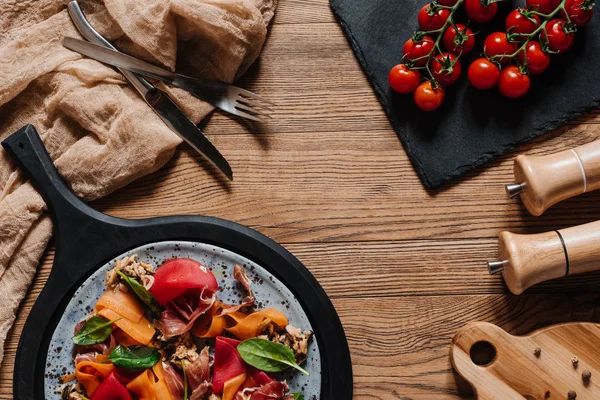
[108,345,160,370]
[237,338,309,376]
[292,393,304,400]
[72,315,120,345]
[116,270,161,317]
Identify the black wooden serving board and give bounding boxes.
[3,125,353,400]
[331,0,600,188]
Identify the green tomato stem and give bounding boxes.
[418,0,465,82]
[489,0,570,65]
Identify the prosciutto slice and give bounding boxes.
[185,346,211,390]
[155,288,215,339]
[220,265,256,316]
[235,382,292,400]
[163,362,185,400]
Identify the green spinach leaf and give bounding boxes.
[237,338,309,376]
[291,393,304,400]
[116,270,161,317]
[72,315,120,345]
[109,345,160,370]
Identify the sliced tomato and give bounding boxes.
[149,258,218,305]
[213,336,246,393]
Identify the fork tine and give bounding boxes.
[235,102,272,117]
[236,96,274,112]
[230,107,264,122]
[236,88,276,106]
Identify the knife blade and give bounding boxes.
[65,1,232,181]
[145,88,233,181]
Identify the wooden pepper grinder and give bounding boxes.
[506,140,600,216]
[488,220,600,294]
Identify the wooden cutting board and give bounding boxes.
[450,322,600,399]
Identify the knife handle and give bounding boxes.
[506,140,600,216]
[488,220,600,294]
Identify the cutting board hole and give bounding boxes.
[470,341,497,366]
[18,142,24,149]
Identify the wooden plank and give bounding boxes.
[275,0,336,24]
[90,125,600,243]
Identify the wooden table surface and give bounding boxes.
[2,1,600,399]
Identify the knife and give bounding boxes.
[66,1,232,181]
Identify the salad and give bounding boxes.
[60,255,312,400]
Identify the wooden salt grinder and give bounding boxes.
[506,140,600,216]
[488,220,600,295]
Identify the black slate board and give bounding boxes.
[331,0,600,188]
[3,125,353,400]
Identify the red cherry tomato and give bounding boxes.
[442,24,475,54]
[541,19,575,53]
[465,0,498,23]
[418,4,451,31]
[403,36,435,67]
[414,81,445,111]
[498,66,531,98]
[439,0,459,5]
[526,0,561,14]
[389,64,422,94]
[431,53,462,86]
[484,32,518,65]
[505,9,541,35]
[564,0,594,26]
[517,41,551,75]
[468,58,501,89]
[149,258,219,305]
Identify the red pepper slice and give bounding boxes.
[212,336,246,393]
[90,372,133,400]
[149,258,218,305]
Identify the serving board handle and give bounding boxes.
[509,140,600,216]
[2,125,129,400]
[451,321,600,399]
[1,125,112,233]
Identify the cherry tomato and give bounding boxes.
[563,0,594,26]
[505,9,541,35]
[526,0,561,14]
[389,64,422,94]
[517,41,551,75]
[403,36,435,67]
[541,19,575,53]
[442,24,475,54]
[414,81,445,111]
[498,66,531,98]
[431,53,463,86]
[468,58,501,89]
[418,4,451,31]
[465,0,498,23]
[484,32,518,65]
[439,0,459,5]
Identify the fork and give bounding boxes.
[62,37,274,122]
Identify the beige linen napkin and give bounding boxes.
[0,0,276,364]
